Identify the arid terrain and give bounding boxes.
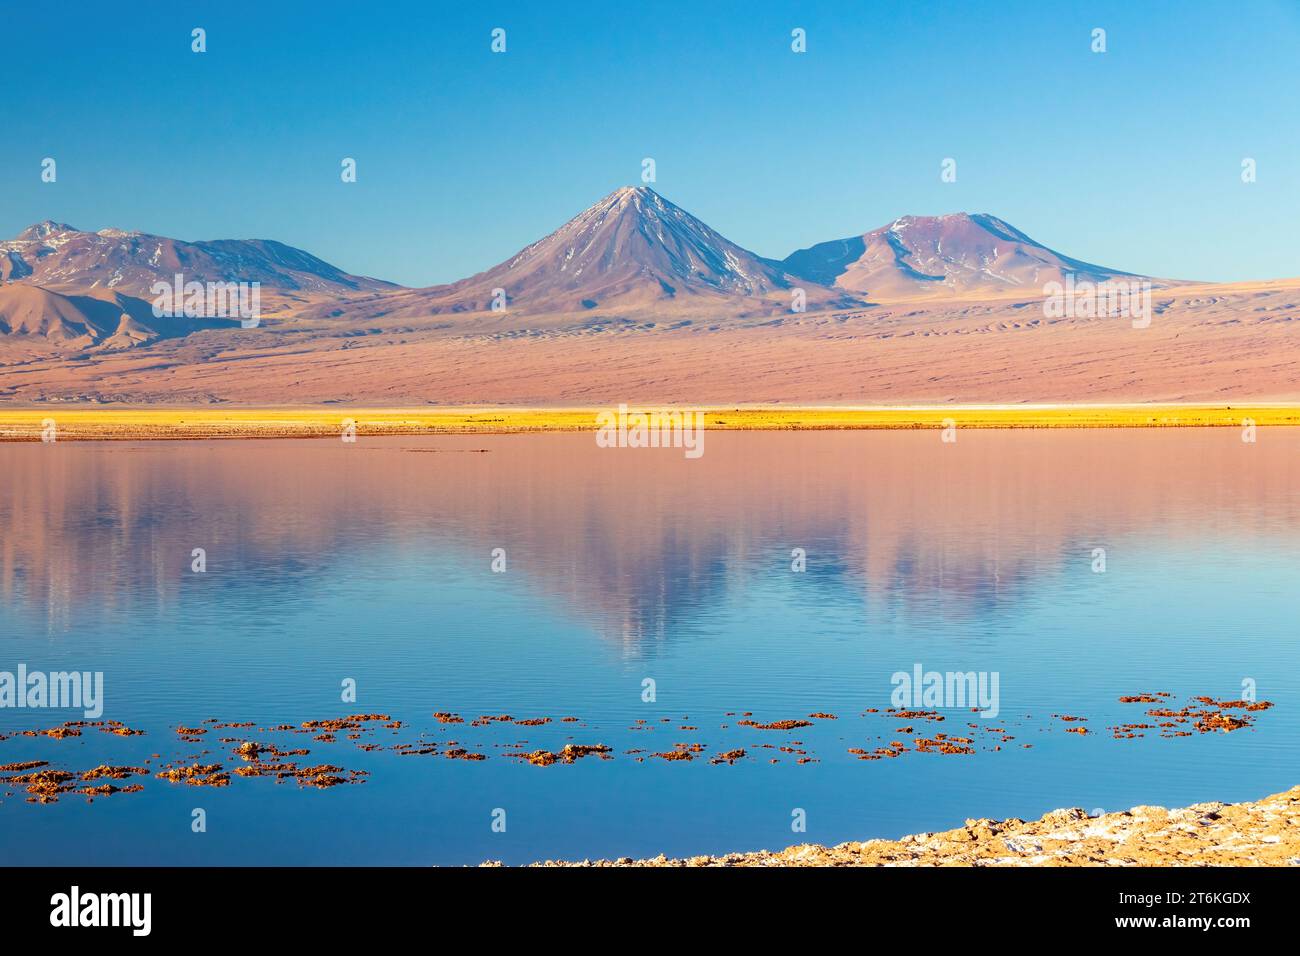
[518,784,1300,866]
[3,277,1298,406]
[3,188,1298,407]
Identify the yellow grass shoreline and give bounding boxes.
[1,404,1299,441]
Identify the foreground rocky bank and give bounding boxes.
[501,786,1300,867]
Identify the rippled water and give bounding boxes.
[1,430,1298,864]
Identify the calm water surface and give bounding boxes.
[1,430,1298,864]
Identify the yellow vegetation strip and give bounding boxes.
[1,404,1299,441]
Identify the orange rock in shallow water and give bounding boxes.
[101,721,145,736]
[443,748,486,761]
[511,750,559,766]
[913,736,974,755]
[1196,713,1250,733]
[0,760,48,772]
[652,749,694,761]
[507,743,612,766]
[77,783,145,800]
[298,773,351,788]
[79,765,148,781]
[709,749,746,765]
[11,769,77,803]
[155,763,229,787]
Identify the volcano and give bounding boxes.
[781,213,1147,301]
[398,186,863,316]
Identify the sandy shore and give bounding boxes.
[513,785,1300,866]
[2,404,1300,440]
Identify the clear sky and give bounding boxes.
[3,0,1297,287]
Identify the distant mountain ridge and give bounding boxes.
[781,213,1146,301]
[0,221,398,297]
[1,199,1157,319]
[2,193,1165,353]
[4,188,1290,408]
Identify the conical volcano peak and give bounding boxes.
[608,184,657,201]
[573,185,689,231]
[393,187,863,316]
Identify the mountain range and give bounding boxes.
[2,186,1297,405]
[1,220,396,297]
[393,186,863,317]
[0,187,1147,346]
[0,220,400,350]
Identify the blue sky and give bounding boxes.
[2,0,1297,286]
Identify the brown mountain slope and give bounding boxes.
[0,285,109,345]
[323,186,863,322]
[0,221,399,298]
[782,213,1155,302]
[0,284,237,352]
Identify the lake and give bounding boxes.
[1,429,1297,865]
